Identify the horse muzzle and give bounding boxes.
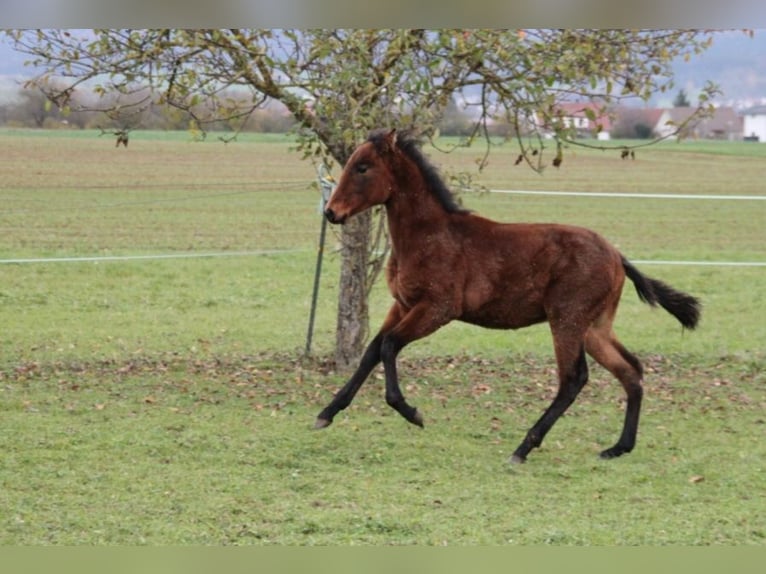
[324,207,347,225]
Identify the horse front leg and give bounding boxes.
[314,332,384,429]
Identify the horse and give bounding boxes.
[315,128,700,464]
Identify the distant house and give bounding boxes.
[655,107,743,141]
[544,104,748,142]
[741,105,766,142]
[550,102,613,140]
[611,106,743,140]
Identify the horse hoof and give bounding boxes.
[313,418,332,430]
[599,446,627,459]
[411,409,424,428]
[509,454,526,465]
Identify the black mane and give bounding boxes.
[368,129,469,214]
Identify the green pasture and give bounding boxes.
[0,129,764,545]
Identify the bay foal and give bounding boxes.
[316,129,700,463]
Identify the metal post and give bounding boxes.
[305,164,335,356]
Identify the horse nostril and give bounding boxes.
[325,208,342,224]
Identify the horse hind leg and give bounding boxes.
[585,327,644,459]
[510,335,590,464]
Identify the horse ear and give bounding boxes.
[384,128,398,152]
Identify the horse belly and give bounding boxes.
[459,299,547,330]
[458,264,546,329]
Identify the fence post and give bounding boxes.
[305,164,335,356]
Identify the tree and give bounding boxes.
[6,85,62,127]
[5,29,721,367]
[674,88,692,107]
[611,108,658,139]
[439,96,473,136]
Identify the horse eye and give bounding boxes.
[355,163,369,175]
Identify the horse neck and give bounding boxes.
[384,162,451,246]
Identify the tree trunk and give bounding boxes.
[334,209,372,370]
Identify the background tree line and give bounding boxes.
[0,83,509,137]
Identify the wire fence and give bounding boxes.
[0,180,311,214]
[485,189,766,201]
[1,186,764,267]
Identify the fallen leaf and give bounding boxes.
[689,475,705,484]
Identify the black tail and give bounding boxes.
[621,257,701,330]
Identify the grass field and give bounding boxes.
[0,128,764,545]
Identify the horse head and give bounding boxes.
[324,129,399,224]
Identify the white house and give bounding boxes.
[742,105,766,142]
[548,102,613,140]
